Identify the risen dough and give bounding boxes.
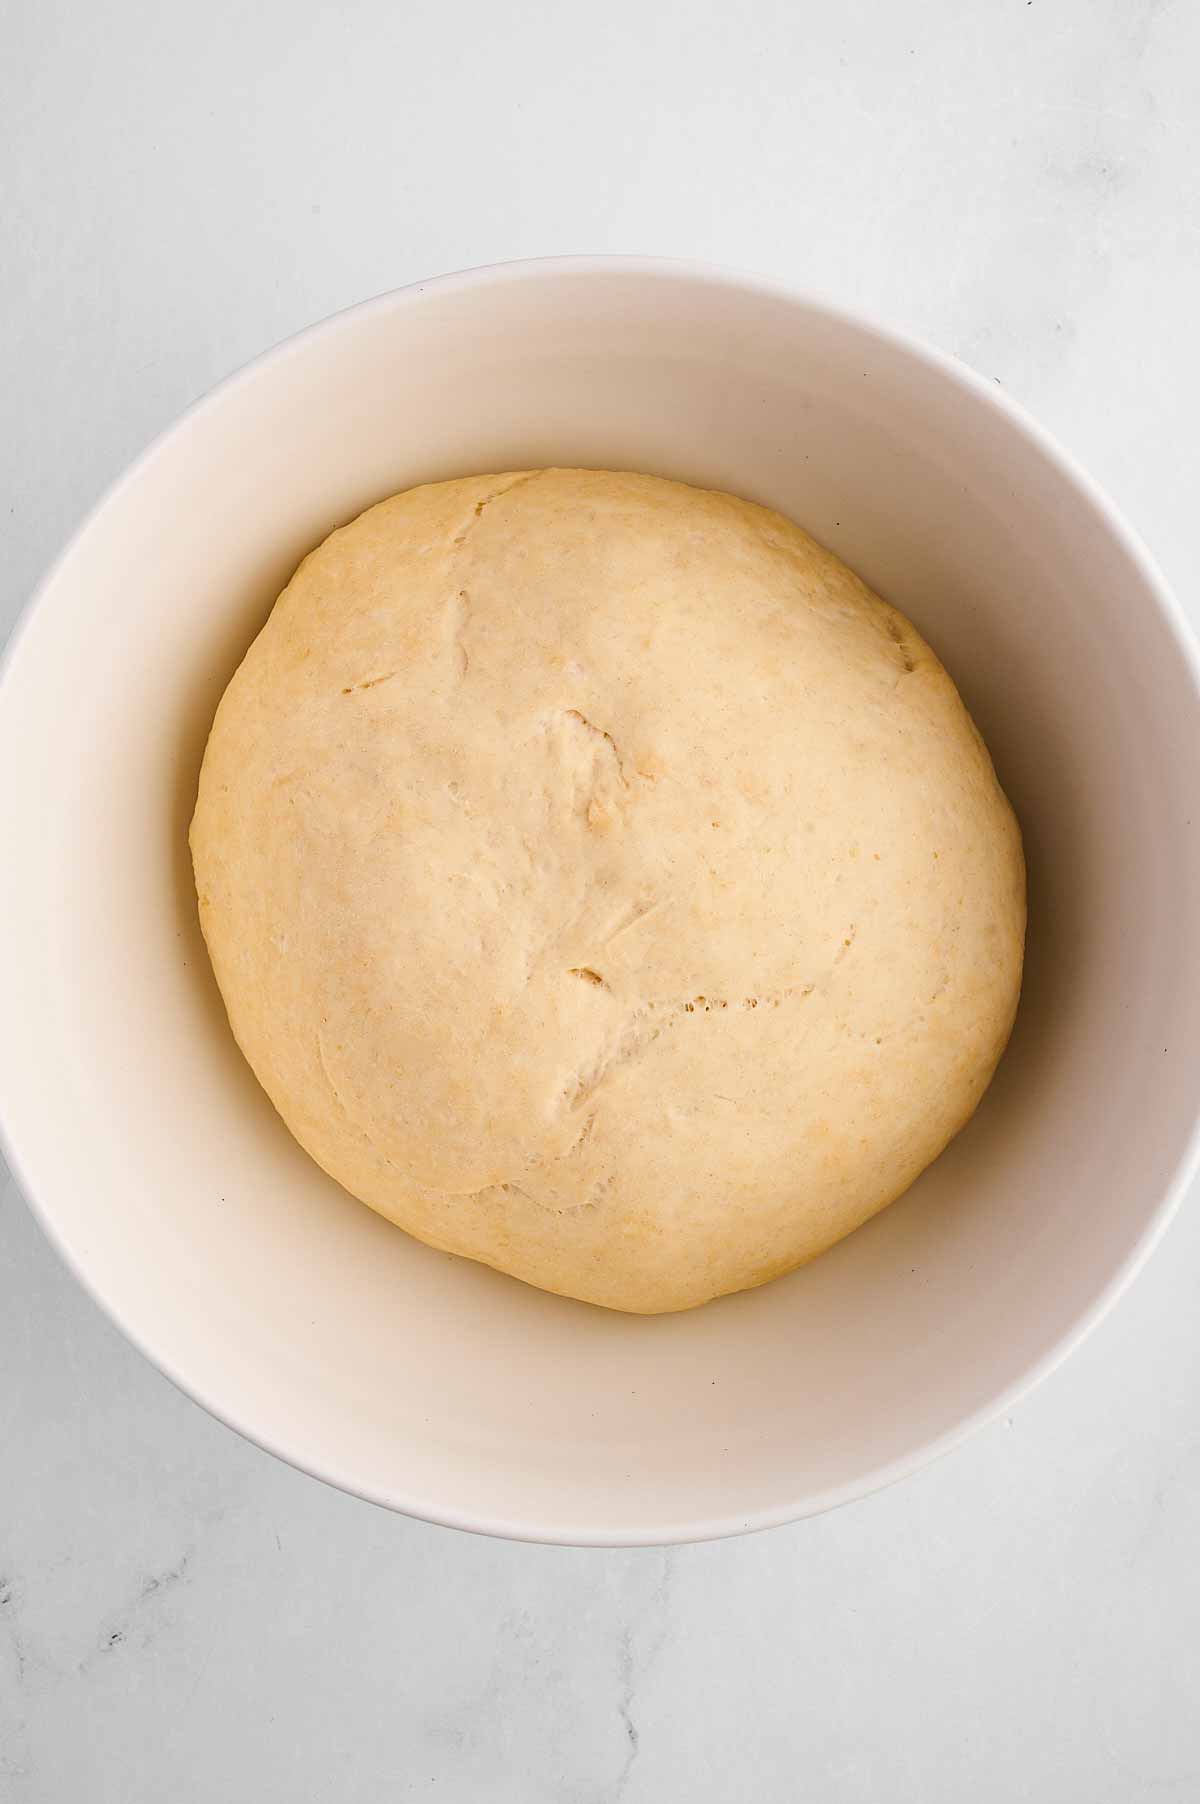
[192,469,1024,1313]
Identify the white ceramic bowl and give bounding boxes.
[3,258,1200,1545]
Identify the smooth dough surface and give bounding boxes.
[192,469,1024,1313]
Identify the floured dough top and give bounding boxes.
[191,469,1024,1312]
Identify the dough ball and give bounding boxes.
[191,469,1024,1313]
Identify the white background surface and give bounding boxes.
[3,1,1200,1797]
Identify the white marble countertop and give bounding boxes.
[4,2,1200,1796]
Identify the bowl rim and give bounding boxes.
[4,252,1200,1546]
